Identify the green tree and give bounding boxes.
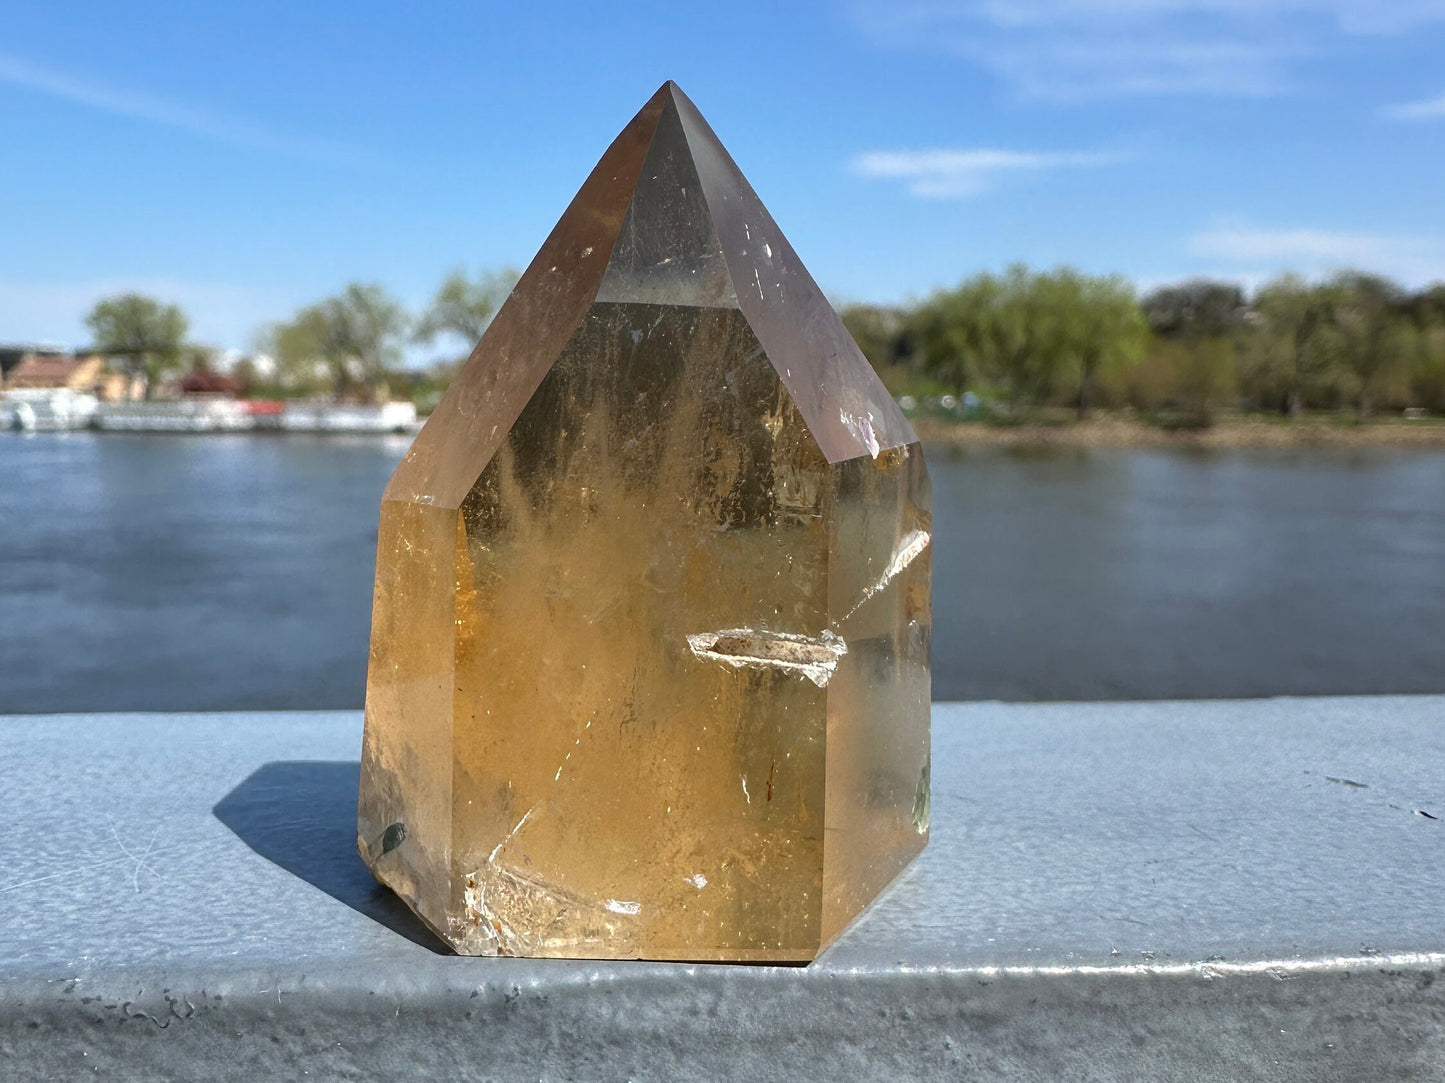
[908,266,1144,414]
[907,272,1004,397]
[84,293,188,398]
[1135,335,1239,422]
[1142,280,1246,340]
[264,306,331,394]
[987,265,1064,406]
[414,269,518,356]
[1045,270,1147,417]
[1327,272,1414,417]
[1406,284,1445,328]
[230,356,261,395]
[1135,280,1245,422]
[1412,320,1445,413]
[1248,275,1339,416]
[266,283,409,400]
[909,265,1068,407]
[839,303,907,372]
[180,344,217,374]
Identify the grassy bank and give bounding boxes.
[911,413,1445,449]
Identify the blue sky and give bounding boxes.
[2,0,1444,354]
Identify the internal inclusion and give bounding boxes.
[685,628,848,688]
[687,522,931,686]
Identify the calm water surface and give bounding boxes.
[1,431,1442,711]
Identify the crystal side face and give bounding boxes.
[359,82,930,961]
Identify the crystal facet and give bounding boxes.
[358,82,931,961]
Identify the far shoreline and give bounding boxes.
[912,414,1445,450]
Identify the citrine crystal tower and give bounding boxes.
[359,82,930,961]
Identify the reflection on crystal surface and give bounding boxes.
[359,81,929,961]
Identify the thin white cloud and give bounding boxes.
[1188,225,1445,284]
[0,53,358,163]
[852,147,1126,197]
[1382,90,1445,120]
[953,1,1445,35]
[849,1,1445,99]
[982,37,1298,98]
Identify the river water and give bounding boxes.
[1,431,1442,712]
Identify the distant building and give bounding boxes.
[179,368,242,396]
[3,352,136,401]
[6,353,103,390]
[0,345,66,382]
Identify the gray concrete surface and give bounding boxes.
[2,697,1444,1080]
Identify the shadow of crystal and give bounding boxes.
[213,761,450,954]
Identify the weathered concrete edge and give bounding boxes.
[6,955,1445,1081]
[7,697,1445,1078]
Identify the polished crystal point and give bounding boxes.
[359,81,931,961]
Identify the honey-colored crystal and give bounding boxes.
[359,82,930,961]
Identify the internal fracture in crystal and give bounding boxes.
[358,81,931,961]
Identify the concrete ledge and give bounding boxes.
[3,698,1444,1080]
